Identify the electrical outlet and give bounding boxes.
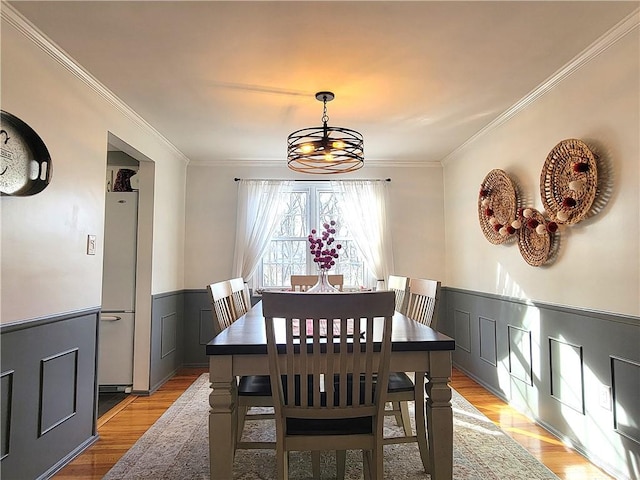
[87,235,97,255]
[599,385,611,410]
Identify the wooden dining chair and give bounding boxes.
[290,274,344,291]
[406,277,442,330]
[387,274,410,315]
[206,279,274,450]
[384,277,442,473]
[262,290,395,480]
[229,276,251,318]
[206,280,236,334]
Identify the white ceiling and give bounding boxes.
[7,1,638,166]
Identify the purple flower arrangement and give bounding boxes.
[308,220,342,271]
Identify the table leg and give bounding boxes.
[209,356,237,480]
[414,371,429,472]
[426,351,452,480]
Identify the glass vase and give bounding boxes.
[306,270,339,293]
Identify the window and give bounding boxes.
[259,183,370,289]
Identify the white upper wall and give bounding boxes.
[443,15,640,317]
[184,164,445,289]
[1,11,188,324]
[3,3,637,323]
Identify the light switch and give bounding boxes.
[87,235,97,255]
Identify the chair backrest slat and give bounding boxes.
[229,277,251,317]
[206,280,235,333]
[406,278,441,329]
[387,275,410,315]
[263,291,394,420]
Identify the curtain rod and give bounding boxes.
[234,177,391,182]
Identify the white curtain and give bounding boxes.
[331,180,394,287]
[232,180,291,281]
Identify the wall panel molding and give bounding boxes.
[508,325,533,386]
[160,313,177,359]
[611,355,640,445]
[39,348,79,436]
[479,316,497,367]
[1,370,14,460]
[549,338,585,414]
[454,309,471,353]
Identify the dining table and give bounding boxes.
[206,299,456,480]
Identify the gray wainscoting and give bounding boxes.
[0,309,100,480]
[440,287,640,480]
[182,289,215,367]
[7,288,636,479]
[149,292,185,393]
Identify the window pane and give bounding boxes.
[262,240,307,287]
[317,191,364,286]
[318,190,350,237]
[332,240,365,287]
[258,185,369,288]
[274,192,307,237]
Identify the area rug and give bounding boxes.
[103,374,559,479]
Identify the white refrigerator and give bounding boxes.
[99,191,138,390]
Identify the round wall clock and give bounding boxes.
[1,110,52,196]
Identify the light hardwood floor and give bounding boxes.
[52,367,613,479]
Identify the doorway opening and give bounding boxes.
[99,150,139,393]
[102,132,155,393]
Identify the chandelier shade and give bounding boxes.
[287,92,364,174]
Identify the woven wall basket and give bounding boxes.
[540,139,598,225]
[478,169,518,245]
[518,209,552,267]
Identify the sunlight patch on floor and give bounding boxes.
[500,426,565,446]
[560,465,611,480]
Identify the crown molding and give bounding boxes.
[188,158,441,168]
[441,7,640,166]
[367,159,441,168]
[1,2,190,165]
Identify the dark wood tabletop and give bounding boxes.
[206,301,455,356]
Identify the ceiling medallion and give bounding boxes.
[287,91,364,174]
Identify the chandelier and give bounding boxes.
[287,91,364,174]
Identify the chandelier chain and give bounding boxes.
[321,96,329,124]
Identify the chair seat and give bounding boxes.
[287,416,373,436]
[238,375,272,396]
[238,372,380,405]
[387,372,414,392]
[240,375,322,405]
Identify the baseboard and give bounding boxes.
[453,362,628,480]
[182,362,208,368]
[148,368,180,395]
[36,434,99,480]
[453,363,515,409]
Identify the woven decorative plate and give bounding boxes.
[540,139,597,225]
[518,209,551,267]
[478,169,518,245]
